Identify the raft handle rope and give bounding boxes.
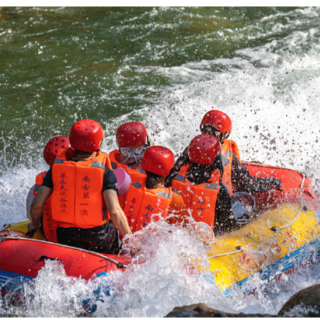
[208,173,308,260]
[270,173,306,232]
[207,248,243,259]
[0,236,127,269]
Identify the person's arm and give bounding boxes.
[214,184,237,234]
[28,186,52,231]
[26,185,35,221]
[167,190,190,226]
[231,155,282,194]
[165,146,189,187]
[103,189,132,238]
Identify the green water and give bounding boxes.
[0,6,306,167]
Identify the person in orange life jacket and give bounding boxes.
[172,134,238,235]
[122,146,187,233]
[166,110,282,195]
[109,121,154,183]
[26,136,70,242]
[28,119,133,254]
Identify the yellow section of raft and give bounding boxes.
[3,203,320,293]
[204,203,320,291]
[3,221,44,240]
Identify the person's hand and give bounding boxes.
[237,212,256,225]
[27,221,41,232]
[190,222,215,246]
[271,178,283,192]
[121,236,141,256]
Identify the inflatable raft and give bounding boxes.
[204,161,320,295]
[0,226,129,298]
[1,161,319,298]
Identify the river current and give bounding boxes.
[1,7,320,317]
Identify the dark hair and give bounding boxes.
[146,171,163,189]
[74,149,98,156]
[200,124,225,141]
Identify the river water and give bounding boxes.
[1,6,320,317]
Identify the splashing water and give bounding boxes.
[2,220,320,317]
[1,222,229,317]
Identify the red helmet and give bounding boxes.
[142,146,175,176]
[200,110,232,135]
[188,134,221,166]
[43,136,70,167]
[69,119,104,152]
[116,122,148,148]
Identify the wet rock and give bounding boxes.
[165,303,273,317]
[278,282,320,317]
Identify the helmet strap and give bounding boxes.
[120,150,143,166]
[223,132,230,140]
[200,125,224,143]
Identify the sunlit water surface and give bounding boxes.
[1,6,320,317]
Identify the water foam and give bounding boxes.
[1,222,232,317]
[104,27,320,197]
[0,163,48,226]
[2,220,320,317]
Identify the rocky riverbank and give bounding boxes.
[166,282,320,317]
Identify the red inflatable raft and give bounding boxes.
[0,161,319,297]
[0,234,129,297]
[243,161,319,211]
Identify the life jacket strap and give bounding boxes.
[54,158,65,164]
[156,191,171,199]
[174,175,186,182]
[132,182,143,188]
[221,156,230,166]
[222,150,232,158]
[91,161,105,170]
[204,183,219,190]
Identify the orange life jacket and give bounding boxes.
[34,171,58,243]
[51,148,110,229]
[109,149,147,185]
[172,165,220,229]
[221,139,241,195]
[123,182,172,233]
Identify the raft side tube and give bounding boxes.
[243,161,318,211]
[204,203,320,292]
[0,238,129,281]
[1,221,44,240]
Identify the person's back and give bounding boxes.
[51,148,109,229]
[28,119,133,254]
[172,134,236,235]
[123,146,187,232]
[200,110,241,194]
[26,136,70,242]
